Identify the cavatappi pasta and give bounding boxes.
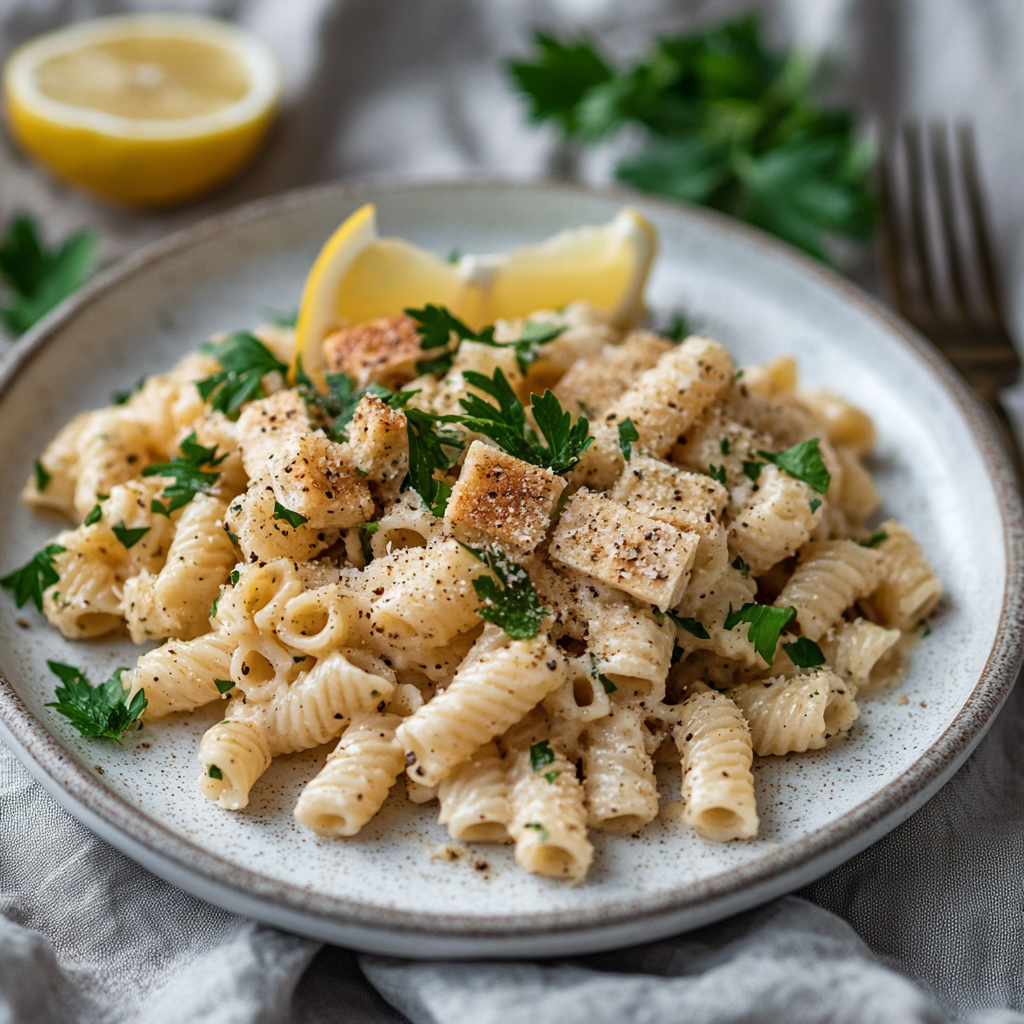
[12,303,940,886]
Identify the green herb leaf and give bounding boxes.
[214,679,234,694]
[708,463,727,487]
[724,602,797,666]
[544,771,561,784]
[209,593,220,618]
[273,502,308,528]
[530,740,556,771]
[663,312,688,342]
[45,661,144,741]
[405,303,492,375]
[476,320,567,374]
[743,461,763,482]
[671,643,686,664]
[359,521,379,563]
[917,618,932,638]
[142,431,227,516]
[461,543,549,639]
[809,498,822,514]
[84,504,102,527]
[618,417,640,459]
[667,612,710,640]
[404,407,463,517]
[785,636,826,668]
[859,530,888,548]
[208,764,223,780]
[294,656,307,663]
[34,460,51,492]
[229,570,240,585]
[530,388,593,474]
[112,521,150,549]
[0,542,65,610]
[589,654,617,692]
[731,555,751,578]
[446,248,462,264]
[197,333,288,416]
[524,821,549,841]
[757,438,831,493]
[0,215,96,336]
[720,437,730,455]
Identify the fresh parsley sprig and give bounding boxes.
[756,438,831,494]
[142,432,227,517]
[197,333,288,416]
[507,16,875,261]
[784,636,826,669]
[0,543,65,610]
[0,215,96,336]
[724,602,797,665]
[405,408,464,517]
[45,661,145,741]
[458,368,593,475]
[273,502,308,528]
[668,612,710,640]
[460,544,549,639]
[618,418,640,459]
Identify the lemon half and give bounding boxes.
[3,14,280,206]
[296,204,658,380]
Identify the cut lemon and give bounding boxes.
[296,204,658,380]
[2,14,280,207]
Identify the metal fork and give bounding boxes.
[878,121,1023,485]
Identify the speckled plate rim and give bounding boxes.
[0,177,1021,958]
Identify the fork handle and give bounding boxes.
[981,395,1024,491]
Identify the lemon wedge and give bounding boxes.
[296,204,658,380]
[2,14,280,207]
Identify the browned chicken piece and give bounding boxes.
[322,313,426,388]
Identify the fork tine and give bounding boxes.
[957,122,1005,325]
[901,121,940,321]
[928,122,970,321]
[877,128,911,317]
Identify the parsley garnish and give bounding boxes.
[917,619,932,637]
[708,464,727,487]
[667,612,710,640]
[785,636,826,668]
[0,543,65,610]
[294,656,307,664]
[589,654,617,693]
[142,432,227,517]
[359,521,379,563]
[230,570,240,585]
[671,643,686,664]
[618,418,640,459]
[273,502,308,528]
[0,214,96,336]
[720,437,730,456]
[743,461,763,482]
[112,521,150,550]
[530,740,556,771]
[461,544,549,639]
[197,333,288,416]
[84,504,102,526]
[45,661,144,741]
[860,530,888,549]
[34,460,50,492]
[405,304,491,376]
[209,593,221,618]
[214,679,234,694]
[404,407,463,517]
[724,602,797,666]
[524,822,549,841]
[809,498,822,514]
[757,439,831,494]
[544,771,561,784]
[732,556,751,578]
[663,312,688,342]
[458,368,593,474]
[506,16,875,261]
[208,765,223,780]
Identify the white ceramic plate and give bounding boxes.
[0,180,1021,959]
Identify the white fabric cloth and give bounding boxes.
[2,1,1024,1021]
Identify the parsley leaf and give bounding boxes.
[0,543,65,610]
[859,530,888,548]
[142,432,227,516]
[809,498,822,514]
[405,408,463,517]
[724,602,797,666]
[273,502,308,528]
[589,654,617,693]
[112,521,150,549]
[0,215,96,336]
[618,418,640,459]
[530,740,556,771]
[743,461,763,482]
[544,771,561,784]
[785,636,826,668]
[917,618,932,638]
[708,463,727,487]
[524,821,549,841]
[506,16,875,261]
[405,304,492,376]
[208,765,223,780]
[732,555,751,578]
[214,679,234,694]
[461,544,549,639]
[359,521,379,563]
[84,504,102,526]
[34,460,50,492]
[197,333,288,416]
[45,661,145,741]
[758,438,831,494]
[667,612,710,640]
[663,312,689,342]
[269,309,298,328]
[459,368,593,474]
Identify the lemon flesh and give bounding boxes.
[2,15,280,207]
[296,204,657,380]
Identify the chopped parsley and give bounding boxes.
[142,432,227,517]
[45,661,144,741]
[214,679,234,694]
[83,504,102,527]
[720,437,730,456]
[671,643,686,664]
[743,461,763,482]
[544,771,561,784]
[230,570,240,585]
[590,654,617,693]
[757,439,831,494]
[197,332,288,416]
[524,822,549,841]
[273,502,308,528]
[457,368,593,474]
[294,656,307,664]
[461,544,549,639]
[359,521,379,563]
[724,602,797,666]
[406,304,491,375]
[663,312,688,342]
[0,542,65,610]
[917,619,932,638]
[404,407,463,517]
[208,764,223,780]
[859,530,889,549]
[809,498,822,514]
[785,636,826,668]
[209,593,221,618]
[112,521,150,550]
[732,555,751,578]
[668,612,710,640]
[34,460,50,493]
[708,464,727,487]
[618,418,640,459]
[530,740,556,771]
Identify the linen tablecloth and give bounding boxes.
[2,1,1024,1020]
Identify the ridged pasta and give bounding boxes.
[774,540,884,641]
[293,712,405,836]
[731,671,859,756]
[196,716,272,810]
[818,618,904,692]
[127,630,236,717]
[582,704,659,833]
[674,691,758,841]
[865,519,943,630]
[437,741,512,843]
[43,531,123,639]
